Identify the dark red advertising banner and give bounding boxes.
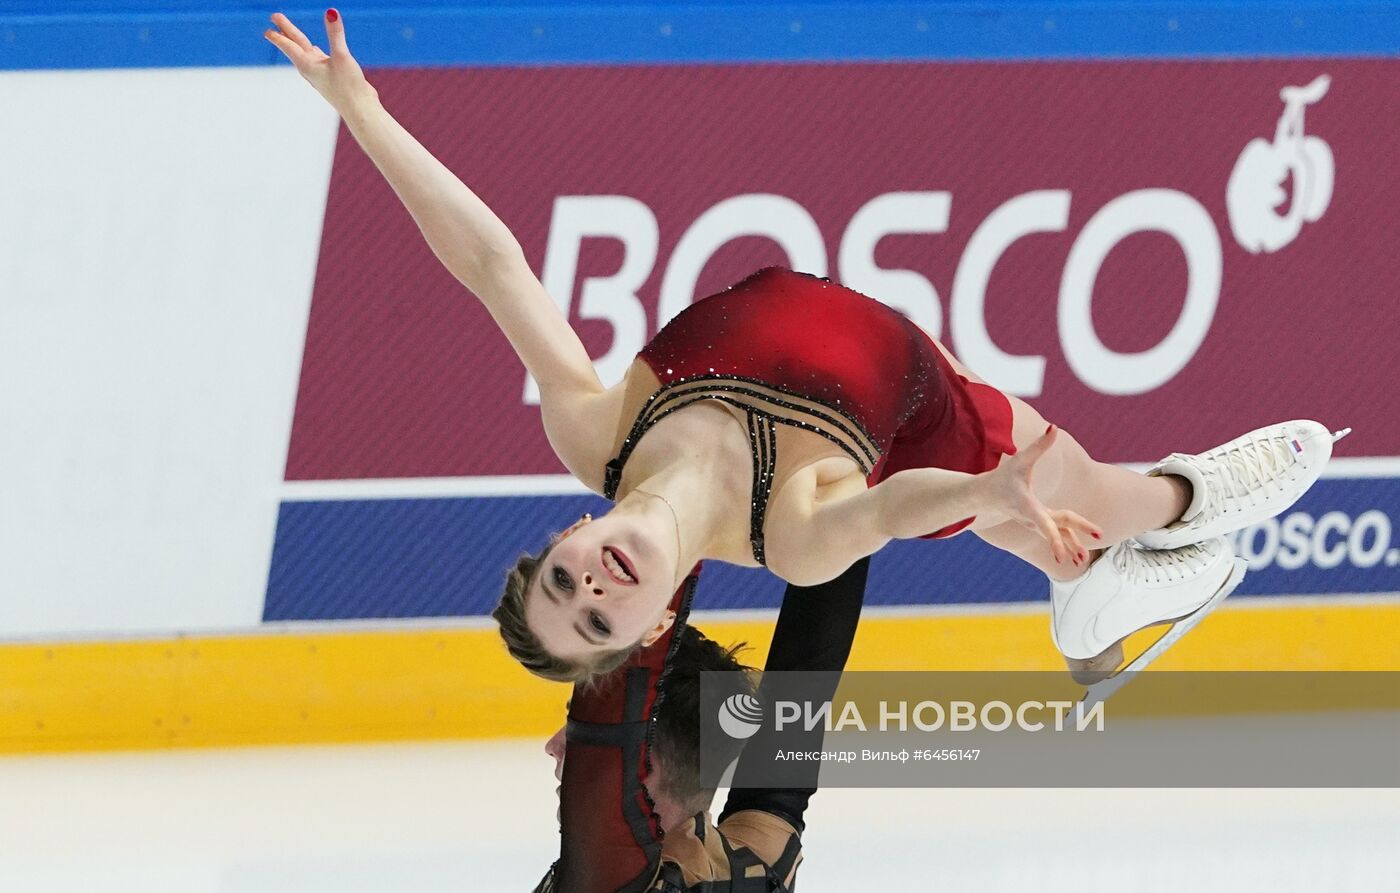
[288,60,1397,481]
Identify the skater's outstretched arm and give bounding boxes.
[768,427,1101,586]
[265,13,610,443]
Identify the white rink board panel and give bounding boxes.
[0,68,337,638]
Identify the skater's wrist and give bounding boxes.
[972,463,1012,522]
[339,90,385,132]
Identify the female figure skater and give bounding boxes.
[266,11,1339,687]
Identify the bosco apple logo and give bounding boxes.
[1227,75,1335,254]
[717,692,764,739]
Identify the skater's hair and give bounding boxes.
[493,546,635,684]
[652,626,756,814]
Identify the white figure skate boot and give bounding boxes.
[1135,420,1347,551]
[1051,537,1247,699]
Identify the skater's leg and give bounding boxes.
[933,344,1190,560]
[968,404,1189,579]
[935,343,1322,690]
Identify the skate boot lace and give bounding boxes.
[1191,431,1298,519]
[1113,541,1216,585]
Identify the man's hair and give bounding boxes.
[493,547,635,684]
[651,626,756,815]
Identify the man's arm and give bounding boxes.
[719,556,871,833]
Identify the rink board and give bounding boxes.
[266,475,1400,620]
[1,599,1397,754]
[2,4,1398,752]
[4,59,1398,638]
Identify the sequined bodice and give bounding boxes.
[604,266,949,564]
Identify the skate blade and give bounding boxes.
[1331,427,1352,443]
[1078,558,1248,709]
[1064,641,1123,687]
[1064,609,1199,685]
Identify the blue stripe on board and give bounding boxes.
[264,477,1400,621]
[1,2,1397,70]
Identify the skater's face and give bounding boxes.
[545,725,566,781]
[525,510,677,663]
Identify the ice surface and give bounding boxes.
[0,739,1396,891]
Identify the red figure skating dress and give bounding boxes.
[603,266,1017,562]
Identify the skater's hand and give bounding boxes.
[264,10,377,118]
[988,426,1103,567]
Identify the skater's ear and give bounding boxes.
[552,514,593,543]
[640,610,677,647]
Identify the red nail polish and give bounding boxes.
[1091,532,1102,540]
[326,8,339,21]
[1045,424,1052,434]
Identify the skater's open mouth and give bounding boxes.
[601,546,637,586]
